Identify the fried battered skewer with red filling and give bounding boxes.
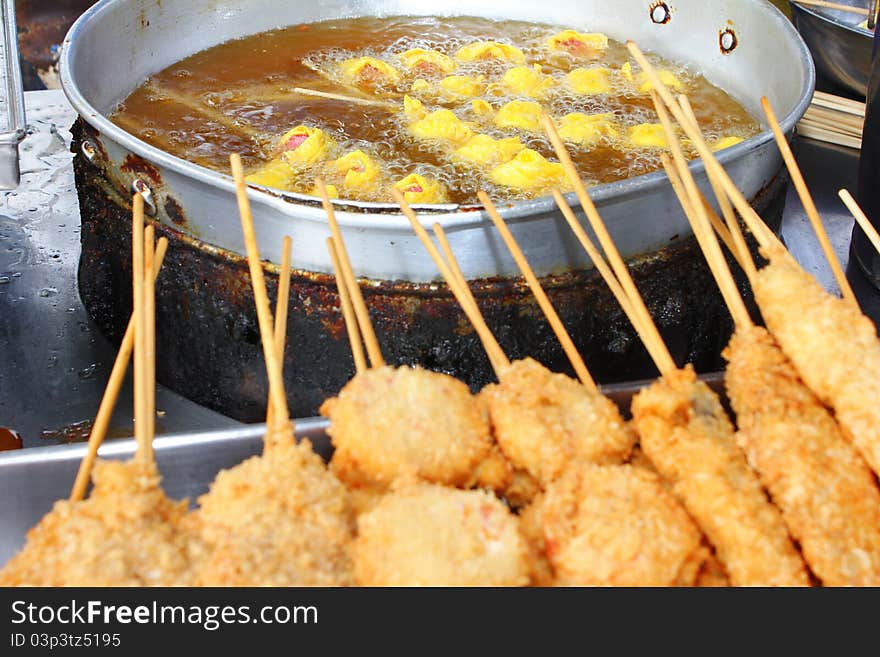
[664,93,880,586]
[353,481,530,586]
[313,181,499,508]
[1,200,193,586]
[543,103,808,586]
[191,158,354,586]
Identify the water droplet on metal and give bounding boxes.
[77,363,98,380]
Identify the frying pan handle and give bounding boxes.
[0,0,27,190]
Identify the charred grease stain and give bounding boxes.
[164,195,186,226]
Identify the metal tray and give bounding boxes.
[0,373,723,565]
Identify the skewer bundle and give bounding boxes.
[797,91,865,150]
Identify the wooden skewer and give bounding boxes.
[146,82,267,141]
[477,191,596,391]
[131,194,147,462]
[762,96,857,304]
[839,189,880,255]
[796,123,862,150]
[230,154,291,431]
[792,0,870,16]
[653,94,752,330]
[143,224,156,462]
[393,188,510,375]
[541,112,677,376]
[813,90,866,116]
[551,189,673,373]
[431,223,477,309]
[266,235,293,429]
[292,86,397,110]
[327,236,367,374]
[677,95,755,282]
[627,44,781,252]
[315,178,385,369]
[428,222,512,376]
[70,237,168,501]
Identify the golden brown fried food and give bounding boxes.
[353,482,530,586]
[0,460,192,586]
[631,365,810,586]
[193,438,354,586]
[541,464,706,586]
[481,358,634,487]
[321,366,494,491]
[518,493,555,586]
[725,325,880,586]
[753,246,880,479]
[695,553,730,587]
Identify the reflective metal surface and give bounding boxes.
[59,0,814,280]
[790,0,872,97]
[0,0,28,189]
[0,91,240,449]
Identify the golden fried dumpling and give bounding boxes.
[546,30,609,56]
[277,125,334,165]
[557,112,619,146]
[332,149,382,190]
[494,100,543,132]
[470,99,495,119]
[398,48,456,75]
[439,75,486,98]
[410,79,432,94]
[502,65,556,98]
[621,61,683,93]
[245,158,296,190]
[628,123,669,148]
[566,67,612,95]
[455,40,526,64]
[409,108,474,146]
[711,135,745,151]
[403,94,427,121]
[339,56,401,85]
[490,149,565,191]
[393,173,449,204]
[454,134,525,168]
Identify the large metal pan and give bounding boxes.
[790,0,872,97]
[58,0,814,420]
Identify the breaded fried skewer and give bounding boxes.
[314,182,498,499]
[192,157,355,586]
[660,97,880,586]
[1,196,192,586]
[543,92,808,586]
[629,41,880,483]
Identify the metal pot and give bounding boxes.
[789,0,871,97]
[59,0,814,421]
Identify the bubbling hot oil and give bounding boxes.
[111,16,760,205]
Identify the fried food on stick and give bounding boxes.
[631,365,810,586]
[192,437,354,586]
[481,358,634,488]
[320,365,495,492]
[353,481,530,586]
[0,459,193,586]
[541,464,706,586]
[725,325,880,586]
[752,245,880,480]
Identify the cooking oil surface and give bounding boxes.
[111,16,760,205]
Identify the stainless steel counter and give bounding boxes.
[0,90,876,449]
